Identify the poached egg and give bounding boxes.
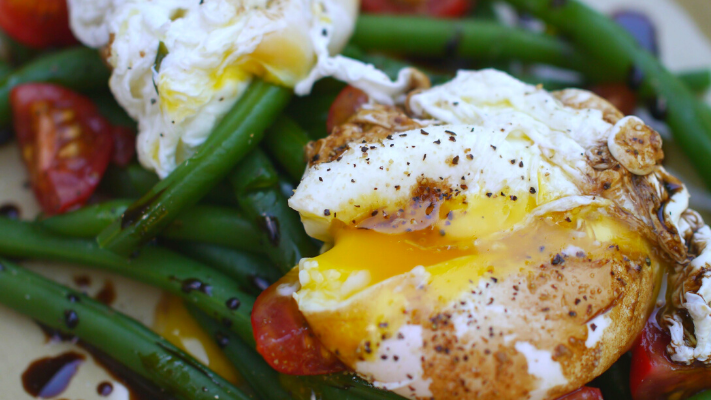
[67,0,358,178]
[286,70,691,399]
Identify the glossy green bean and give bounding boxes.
[170,242,281,296]
[97,81,291,256]
[262,117,310,181]
[230,150,319,274]
[352,15,598,79]
[0,217,256,346]
[0,258,250,400]
[39,200,267,254]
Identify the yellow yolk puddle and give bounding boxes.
[153,294,241,384]
[296,195,663,364]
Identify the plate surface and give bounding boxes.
[0,1,709,399]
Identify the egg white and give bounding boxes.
[68,0,358,178]
[288,70,681,399]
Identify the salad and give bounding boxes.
[1,0,711,399]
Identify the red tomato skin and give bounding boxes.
[11,83,114,215]
[555,387,603,400]
[630,309,711,400]
[252,270,347,375]
[361,0,473,18]
[0,0,77,49]
[325,85,369,134]
[590,83,638,116]
[111,126,136,167]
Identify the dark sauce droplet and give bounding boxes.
[22,352,85,398]
[215,332,229,348]
[97,381,114,396]
[664,180,683,195]
[613,10,659,56]
[120,189,165,229]
[95,281,117,305]
[225,297,241,310]
[647,96,668,120]
[181,278,213,295]
[257,215,281,246]
[64,310,79,329]
[0,203,21,219]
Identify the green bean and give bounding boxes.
[351,15,598,79]
[188,305,293,400]
[100,164,160,199]
[188,304,406,400]
[689,390,711,400]
[0,47,110,126]
[0,60,11,82]
[0,217,256,346]
[342,45,452,86]
[100,164,237,207]
[0,258,250,400]
[262,117,310,181]
[230,150,319,274]
[97,81,292,256]
[675,69,711,95]
[285,89,340,140]
[499,0,711,189]
[39,200,267,254]
[170,242,281,296]
[88,90,136,128]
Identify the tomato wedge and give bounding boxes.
[630,309,711,400]
[362,0,474,18]
[325,85,369,134]
[252,271,346,375]
[11,83,114,215]
[0,0,77,49]
[556,387,604,400]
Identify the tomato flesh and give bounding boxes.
[11,83,114,215]
[556,387,603,400]
[590,83,638,116]
[252,271,346,375]
[362,0,473,18]
[0,0,77,49]
[325,86,369,134]
[630,309,711,400]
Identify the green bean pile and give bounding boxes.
[1,0,711,399]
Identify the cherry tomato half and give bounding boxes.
[0,0,77,49]
[362,0,473,18]
[11,83,114,215]
[325,85,369,134]
[556,387,603,400]
[630,309,711,400]
[252,271,347,375]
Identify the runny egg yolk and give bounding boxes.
[296,190,664,365]
[153,294,241,384]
